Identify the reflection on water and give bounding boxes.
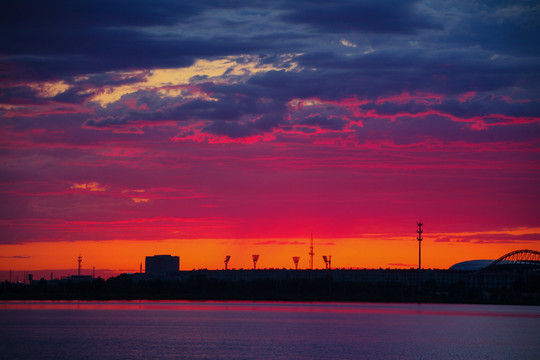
[1,301,539,360]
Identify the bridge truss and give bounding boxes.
[487,249,540,269]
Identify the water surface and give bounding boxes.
[1,301,539,360]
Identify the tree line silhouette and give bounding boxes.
[1,270,539,305]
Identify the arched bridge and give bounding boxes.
[486,249,540,269]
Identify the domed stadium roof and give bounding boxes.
[449,260,494,271]
[449,250,540,271]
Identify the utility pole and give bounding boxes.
[309,233,314,270]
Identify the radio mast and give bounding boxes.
[77,255,82,276]
[417,221,423,270]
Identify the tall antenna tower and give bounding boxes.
[252,254,259,270]
[416,221,423,270]
[224,255,231,270]
[77,255,82,276]
[309,233,314,270]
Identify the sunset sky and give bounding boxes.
[1,0,539,279]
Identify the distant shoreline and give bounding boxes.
[2,268,539,305]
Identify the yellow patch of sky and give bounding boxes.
[340,39,357,48]
[0,104,20,111]
[289,98,326,108]
[132,198,150,204]
[27,80,71,98]
[92,54,300,106]
[70,182,108,192]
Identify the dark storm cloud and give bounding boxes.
[355,114,540,146]
[0,0,202,28]
[0,0,440,82]
[52,87,95,104]
[1,0,539,144]
[295,47,540,97]
[296,116,347,131]
[85,81,288,130]
[360,96,540,120]
[281,0,439,34]
[203,121,258,139]
[1,31,278,81]
[0,0,280,81]
[253,115,283,131]
[442,1,540,57]
[2,0,538,96]
[0,86,44,106]
[432,98,540,119]
[74,72,151,88]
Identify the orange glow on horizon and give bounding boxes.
[1,236,537,281]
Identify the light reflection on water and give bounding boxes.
[1,301,539,360]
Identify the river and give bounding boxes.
[1,301,539,359]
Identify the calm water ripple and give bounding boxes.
[1,301,539,360]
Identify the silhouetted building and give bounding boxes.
[449,249,540,271]
[145,255,179,276]
[449,260,493,271]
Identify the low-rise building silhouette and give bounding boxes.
[145,255,179,276]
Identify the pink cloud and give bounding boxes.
[0,217,231,243]
[254,240,306,245]
[434,233,540,244]
[70,182,108,192]
[492,95,531,104]
[1,101,91,118]
[375,92,444,105]
[457,91,476,102]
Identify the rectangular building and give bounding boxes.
[145,255,179,276]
